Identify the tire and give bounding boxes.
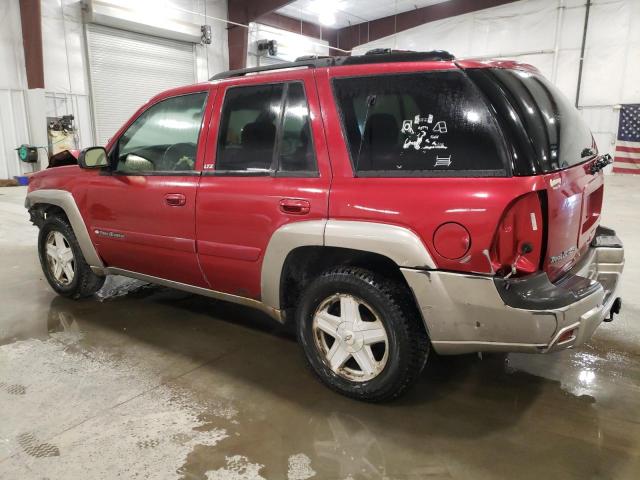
[38,215,105,299]
[296,266,429,402]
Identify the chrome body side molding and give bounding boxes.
[106,267,284,322]
[26,189,105,271]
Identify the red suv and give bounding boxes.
[26,51,624,401]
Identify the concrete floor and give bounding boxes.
[0,176,639,480]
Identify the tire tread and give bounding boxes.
[38,215,104,299]
[297,266,429,402]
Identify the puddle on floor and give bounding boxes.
[95,275,157,301]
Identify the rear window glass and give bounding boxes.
[332,71,508,176]
[489,69,595,172]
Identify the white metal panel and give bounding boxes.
[580,106,619,156]
[0,89,32,179]
[277,0,450,28]
[86,24,196,146]
[246,23,329,68]
[0,0,27,90]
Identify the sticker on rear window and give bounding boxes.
[401,115,448,153]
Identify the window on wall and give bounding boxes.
[215,82,317,175]
[116,92,207,173]
[332,71,508,176]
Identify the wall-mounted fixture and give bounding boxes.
[15,144,38,163]
[201,24,212,44]
[257,39,278,57]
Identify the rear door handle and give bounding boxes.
[165,193,186,207]
[279,198,310,215]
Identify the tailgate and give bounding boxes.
[462,66,606,281]
[543,164,604,281]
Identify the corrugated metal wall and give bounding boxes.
[0,90,32,179]
[85,24,197,146]
[0,0,31,179]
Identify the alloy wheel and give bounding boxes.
[312,293,389,382]
[45,230,75,286]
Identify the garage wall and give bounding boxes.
[42,0,228,148]
[0,0,32,179]
[0,0,229,179]
[352,0,640,159]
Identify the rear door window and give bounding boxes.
[332,70,508,176]
[215,82,318,175]
[216,84,283,173]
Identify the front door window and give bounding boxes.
[115,92,208,173]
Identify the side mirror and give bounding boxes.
[79,146,108,169]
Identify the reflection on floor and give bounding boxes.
[1,176,639,479]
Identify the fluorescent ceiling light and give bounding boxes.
[318,11,336,26]
[307,0,342,26]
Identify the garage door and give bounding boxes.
[86,24,196,146]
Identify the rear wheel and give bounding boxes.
[296,267,429,402]
[38,215,104,299]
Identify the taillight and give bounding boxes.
[490,192,544,277]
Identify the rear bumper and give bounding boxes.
[402,226,624,355]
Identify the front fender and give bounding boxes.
[26,189,105,271]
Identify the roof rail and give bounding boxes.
[209,57,334,80]
[209,50,455,81]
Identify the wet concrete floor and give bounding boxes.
[1,176,639,479]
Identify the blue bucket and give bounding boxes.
[13,176,29,186]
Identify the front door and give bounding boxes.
[196,70,331,299]
[87,87,213,287]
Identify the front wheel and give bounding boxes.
[296,267,429,402]
[38,215,105,299]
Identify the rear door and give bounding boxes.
[195,70,331,299]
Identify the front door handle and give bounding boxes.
[165,193,186,207]
[279,198,310,215]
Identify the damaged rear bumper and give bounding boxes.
[402,226,624,355]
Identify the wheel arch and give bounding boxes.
[278,246,415,312]
[26,189,105,271]
[261,219,435,315]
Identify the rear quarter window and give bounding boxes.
[332,70,509,177]
[488,69,595,173]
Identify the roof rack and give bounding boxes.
[209,50,455,81]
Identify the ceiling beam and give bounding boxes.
[336,0,520,52]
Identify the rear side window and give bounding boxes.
[215,82,317,175]
[332,71,508,176]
